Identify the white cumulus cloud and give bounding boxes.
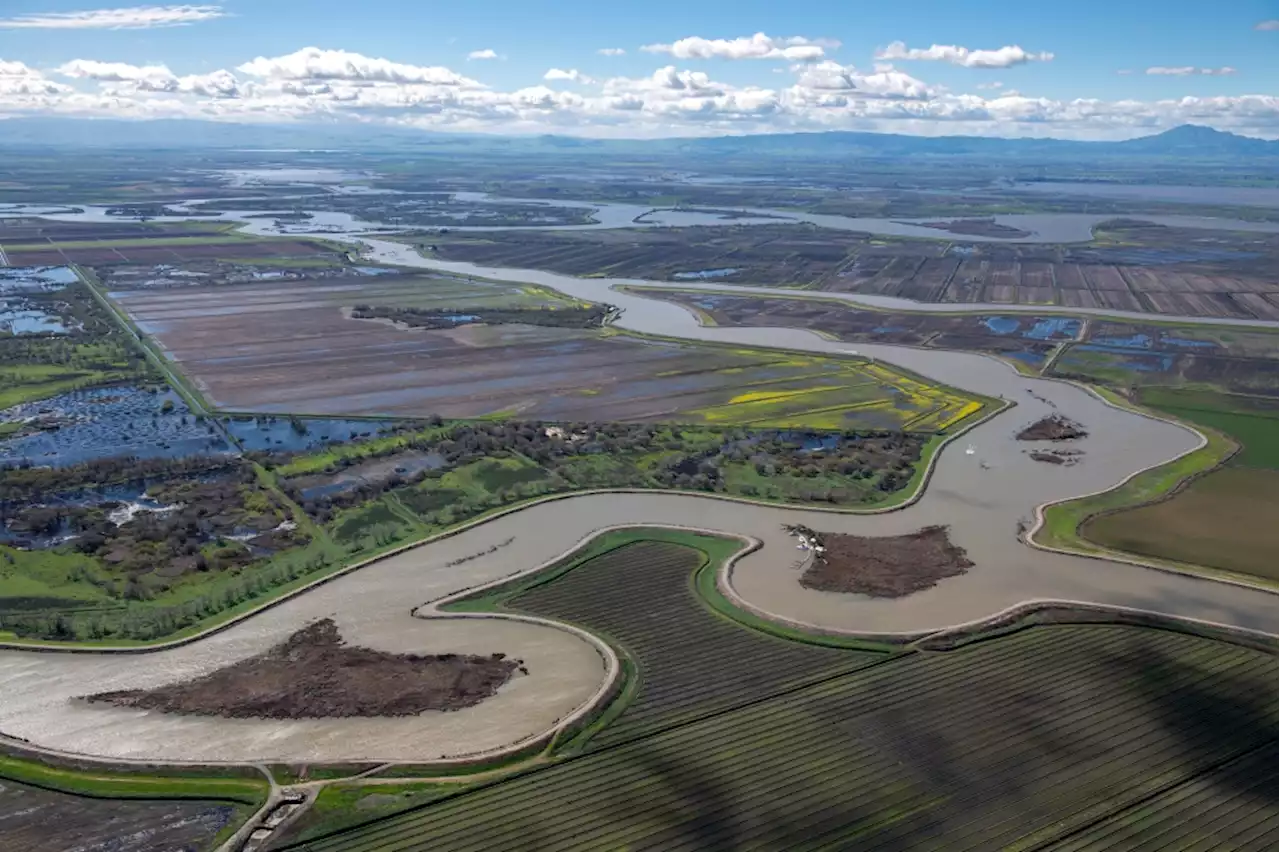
[642,33,834,61]
[544,68,595,85]
[876,41,1053,68]
[597,48,626,56]
[236,47,481,87]
[1255,20,1279,31]
[793,60,933,100]
[467,49,499,61]
[56,59,241,97]
[0,4,224,29]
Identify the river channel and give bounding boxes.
[0,198,1274,766]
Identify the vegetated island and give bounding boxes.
[794,524,974,598]
[84,618,521,719]
[1016,414,1090,442]
[904,218,1033,239]
[347,303,615,330]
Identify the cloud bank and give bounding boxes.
[0,45,1273,141]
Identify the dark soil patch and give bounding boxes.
[1016,414,1089,441]
[84,618,520,718]
[1029,448,1084,466]
[799,525,973,598]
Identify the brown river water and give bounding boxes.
[0,228,1274,766]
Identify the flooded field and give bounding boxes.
[0,386,231,467]
[0,266,78,293]
[647,289,1083,369]
[226,415,409,453]
[1042,319,1279,395]
[107,275,981,430]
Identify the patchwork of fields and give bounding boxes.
[107,275,983,431]
[421,220,1278,320]
[283,537,1278,852]
[1051,320,1277,396]
[0,217,342,266]
[646,289,1083,370]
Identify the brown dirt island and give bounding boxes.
[84,619,521,719]
[796,525,974,598]
[1017,414,1089,442]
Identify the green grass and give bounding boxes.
[1137,388,1278,469]
[278,782,469,846]
[0,752,268,804]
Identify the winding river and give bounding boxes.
[0,197,1275,766]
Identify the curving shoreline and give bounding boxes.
[0,206,1276,768]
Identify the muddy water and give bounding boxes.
[0,210,1275,766]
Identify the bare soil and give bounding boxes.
[1017,414,1089,442]
[1029,449,1084,466]
[84,619,520,719]
[799,525,974,598]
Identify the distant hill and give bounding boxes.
[0,117,1274,160]
[669,124,1278,159]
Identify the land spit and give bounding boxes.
[85,619,521,719]
[800,526,973,598]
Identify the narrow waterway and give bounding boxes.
[0,200,1273,766]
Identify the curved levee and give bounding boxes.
[0,206,1275,769]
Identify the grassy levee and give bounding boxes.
[1029,388,1239,560]
[0,749,268,804]
[280,782,471,847]
[0,748,268,850]
[277,617,1277,852]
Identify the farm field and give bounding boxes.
[418,220,1278,319]
[0,217,344,266]
[419,224,866,287]
[445,536,884,748]
[106,274,985,431]
[640,288,1081,370]
[281,618,1278,851]
[1080,388,1278,580]
[1051,319,1278,396]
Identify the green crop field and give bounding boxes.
[281,620,1277,852]
[447,536,886,747]
[1081,388,1278,580]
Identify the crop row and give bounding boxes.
[292,624,1275,851]
[1043,746,1277,852]
[502,541,880,747]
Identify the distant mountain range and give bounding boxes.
[0,117,1274,160]
[670,124,1280,159]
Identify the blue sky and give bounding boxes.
[0,1,1276,138]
